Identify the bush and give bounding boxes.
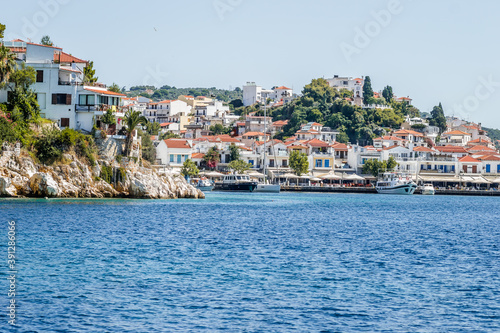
[100,165,113,184]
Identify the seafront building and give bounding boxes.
[0,40,126,132]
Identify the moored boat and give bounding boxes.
[221,174,258,192]
[376,171,417,195]
[196,178,214,192]
[421,183,435,195]
[254,183,281,193]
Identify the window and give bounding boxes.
[325,159,330,168]
[52,94,72,105]
[79,95,95,106]
[486,164,491,173]
[282,160,288,167]
[270,159,275,167]
[177,155,181,164]
[170,155,174,163]
[316,159,323,168]
[36,70,43,83]
[60,118,70,127]
[249,160,254,166]
[497,164,500,173]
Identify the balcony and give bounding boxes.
[58,80,83,86]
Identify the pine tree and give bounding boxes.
[363,76,374,105]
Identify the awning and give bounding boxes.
[471,177,491,184]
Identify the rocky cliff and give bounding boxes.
[0,149,204,199]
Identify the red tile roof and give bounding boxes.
[393,129,424,137]
[273,120,289,126]
[469,138,491,143]
[304,138,329,147]
[242,132,268,137]
[467,145,496,152]
[413,146,435,152]
[163,139,191,149]
[459,155,481,163]
[84,88,126,97]
[475,154,500,161]
[443,130,471,136]
[373,136,404,141]
[192,153,205,159]
[274,86,291,90]
[435,146,468,153]
[54,51,88,64]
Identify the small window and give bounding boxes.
[60,118,70,128]
[36,70,44,83]
[170,155,174,163]
[52,94,72,105]
[325,160,330,168]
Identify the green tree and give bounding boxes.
[181,159,199,178]
[302,78,338,104]
[108,83,121,93]
[101,109,116,129]
[84,61,98,84]
[145,122,161,135]
[386,156,398,171]
[210,123,231,135]
[141,132,156,164]
[7,64,40,122]
[289,150,309,176]
[228,143,240,162]
[363,76,374,105]
[0,23,5,38]
[382,85,393,102]
[40,35,53,46]
[203,146,220,170]
[159,131,180,140]
[123,110,147,156]
[0,42,17,88]
[336,131,349,143]
[429,102,447,133]
[228,159,252,174]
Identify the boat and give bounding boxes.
[254,183,281,193]
[196,178,214,192]
[221,174,258,192]
[375,171,417,195]
[421,183,435,195]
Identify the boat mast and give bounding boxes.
[263,101,267,183]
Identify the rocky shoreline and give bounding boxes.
[0,150,204,199]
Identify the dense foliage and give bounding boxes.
[227,159,252,174]
[181,159,199,178]
[429,102,447,133]
[127,85,243,102]
[269,78,419,145]
[203,146,220,170]
[289,150,309,176]
[362,156,398,177]
[138,129,156,164]
[34,128,97,165]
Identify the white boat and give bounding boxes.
[254,183,281,193]
[376,171,417,195]
[421,183,435,195]
[196,178,214,192]
[221,174,258,192]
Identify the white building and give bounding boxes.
[243,82,294,106]
[156,139,192,166]
[0,40,125,132]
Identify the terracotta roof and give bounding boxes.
[273,120,289,126]
[27,42,62,50]
[288,145,308,149]
[83,88,126,97]
[274,86,291,90]
[373,136,403,141]
[443,130,471,136]
[459,155,481,163]
[382,144,402,151]
[160,122,172,127]
[467,145,496,152]
[54,51,88,64]
[163,139,191,149]
[434,145,468,153]
[304,138,330,147]
[393,129,423,137]
[469,138,491,143]
[331,142,348,151]
[159,99,177,104]
[475,154,500,161]
[192,153,205,159]
[242,132,267,137]
[413,146,435,152]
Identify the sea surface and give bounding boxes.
[0,192,499,332]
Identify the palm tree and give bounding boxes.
[123,110,147,156]
[0,45,17,88]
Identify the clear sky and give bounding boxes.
[2,0,500,127]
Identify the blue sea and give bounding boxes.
[1,192,499,332]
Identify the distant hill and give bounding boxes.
[126,85,243,102]
[483,127,500,144]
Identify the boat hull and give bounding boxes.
[376,183,417,195]
[253,184,281,193]
[421,189,435,195]
[197,186,214,192]
[220,182,258,192]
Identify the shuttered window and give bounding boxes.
[60,118,70,127]
[52,94,72,105]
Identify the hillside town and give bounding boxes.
[1,40,500,190]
